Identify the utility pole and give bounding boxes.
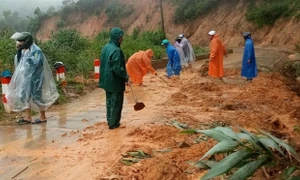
[159,0,166,38]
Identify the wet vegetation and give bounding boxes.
[171,0,223,24]
[246,0,300,27]
[172,0,300,26]
[184,127,300,180]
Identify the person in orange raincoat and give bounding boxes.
[208,30,227,78]
[126,49,157,86]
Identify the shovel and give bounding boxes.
[129,84,145,111]
[156,75,175,87]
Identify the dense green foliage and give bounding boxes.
[0,29,16,72]
[246,0,300,26]
[172,0,222,24]
[105,0,134,25]
[38,29,92,78]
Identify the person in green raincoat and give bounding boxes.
[99,27,130,130]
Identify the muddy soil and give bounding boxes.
[1,49,300,180]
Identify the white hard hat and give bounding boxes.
[178,34,184,38]
[208,30,216,36]
[10,32,23,40]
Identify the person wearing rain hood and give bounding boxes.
[7,32,59,124]
[161,39,181,77]
[174,38,186,69]
[177,34,195,68]
[99,27,130,130]
[241,32,257,81]
[208,30,227,79]
[126,49,157,86]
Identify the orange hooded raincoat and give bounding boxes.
[208,34,226,78]
[126,49,156,85]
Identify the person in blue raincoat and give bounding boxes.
[161,39,181,77]
[241,32,257,81]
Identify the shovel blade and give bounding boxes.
[134,102,145,111]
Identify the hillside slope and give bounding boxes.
[36,0,300,49]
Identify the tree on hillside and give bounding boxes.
[46,6,56,16]
[0,10,29,31]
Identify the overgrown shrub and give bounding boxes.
[105,0,134,24]
[246,0,300,27]
[172,0,222,24]
[0,29,16,72]
[39,29,92,78]
[121,29,166,60]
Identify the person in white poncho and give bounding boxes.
[177,34,195,68]
[7,32,59,124]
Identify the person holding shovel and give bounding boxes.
[126,49,157,86]
[161,39,181,77]
[7,32,59,124]
[99,27,130,130]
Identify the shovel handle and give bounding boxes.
[129,84,138,103]
[157,76,172,86]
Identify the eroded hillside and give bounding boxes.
[36,0,300,49]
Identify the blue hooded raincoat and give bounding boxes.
[241,38,257,79]
[166,44,181,77]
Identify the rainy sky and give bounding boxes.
[1,0,63,14]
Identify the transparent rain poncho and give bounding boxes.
[180,37,195,66]
[6,43,59,112]
[174,41,186,67]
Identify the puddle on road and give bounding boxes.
[0,86,149,149]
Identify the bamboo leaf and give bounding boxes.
[214,127,239,141]
[259,130,299,159]
[258,137,285,155]
[235,159,253,168]
[240,128,271,153]
[180,129,198,134]
[282,166,297,179]
[197,129,232,142]
[200,140,239,160]
[202,160,217,168]
[236,132,253,141]
[187,160,217,170]
[229,156,269,180]
[201,149,253,180]
[186,161,209,169]
[240,128,258,142]
[237,132,260,148]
